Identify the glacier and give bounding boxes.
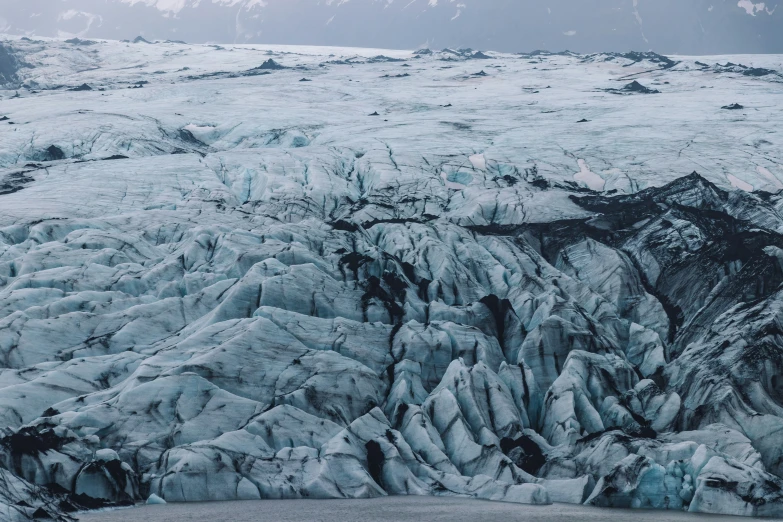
[0,36,782,520]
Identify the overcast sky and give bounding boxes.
[0,0,781,54]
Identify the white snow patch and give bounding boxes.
[468,154,486,170]
[574,159,605,191]
[727,173,754,192]
[183,123,220,144]
[757,166,783,189]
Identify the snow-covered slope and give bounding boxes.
[1,36,783,520]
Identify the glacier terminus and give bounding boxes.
[0,36,783,520]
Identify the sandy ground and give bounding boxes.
[76,497,783,522]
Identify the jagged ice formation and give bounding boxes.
[0,37,783,519]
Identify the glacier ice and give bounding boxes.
[0,36,783,519]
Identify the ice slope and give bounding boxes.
[0,37,783,519]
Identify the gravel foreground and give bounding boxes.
[76,497,783,522]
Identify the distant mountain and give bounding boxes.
[0,0,780,54]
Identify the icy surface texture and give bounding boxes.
[1,36,783,519]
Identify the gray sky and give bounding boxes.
[0,0,781,54]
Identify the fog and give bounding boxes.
[0,0,781,54]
